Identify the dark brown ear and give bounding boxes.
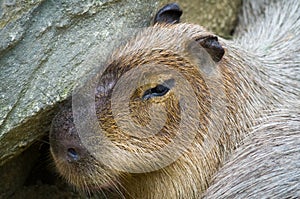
[196,36,225,62]
[153,3,182,25]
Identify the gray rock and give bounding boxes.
[0,0,158,166]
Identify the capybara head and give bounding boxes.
[50,3,230,197]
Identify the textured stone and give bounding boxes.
[0,0,158,166]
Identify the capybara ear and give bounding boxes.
[196,36,225,62]
[153,3,182,25]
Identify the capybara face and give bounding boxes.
[49,3,232,196]
[50,32,217,190]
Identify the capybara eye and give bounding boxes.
[142,84,170,100]
[67,148,79,161]
[142,79,175,100]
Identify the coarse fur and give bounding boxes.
[50,0,300,198]
[203,107,300,198]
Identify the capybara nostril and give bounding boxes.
[67,148,79,162]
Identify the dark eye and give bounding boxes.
[142,79,175,100]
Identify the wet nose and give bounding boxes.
[50,100,84,163]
